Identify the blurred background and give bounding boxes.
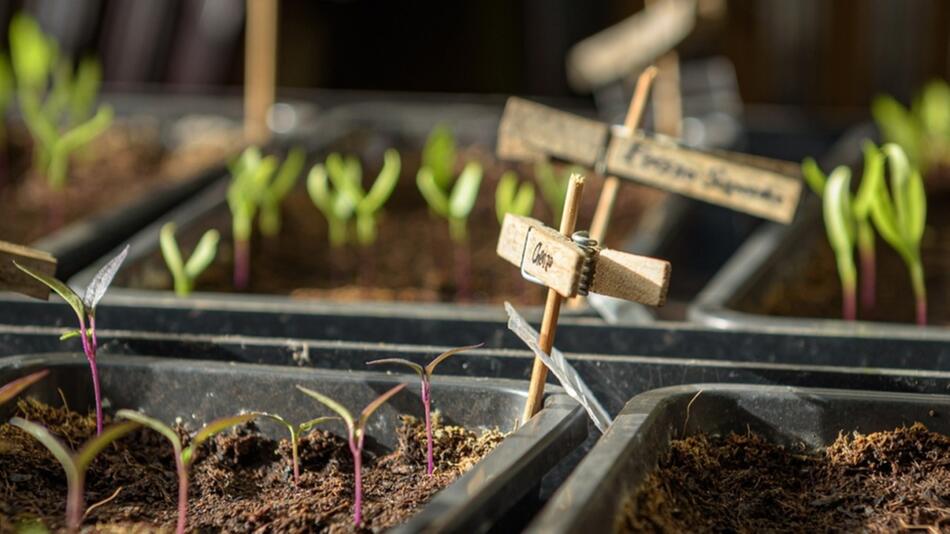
[6,0,948,113]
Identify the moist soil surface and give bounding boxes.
[118,131,664,305]
[738,189,950,325]
[0,119,239,245]
[625,424,950,533]
[0,399,503,532]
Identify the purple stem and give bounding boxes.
[422,379,434,475]
[859,246,875,314]
[233,238,250,290]
[292,437,300,485]
[79,316,103,435]
[842,286,856,322]
[65,473,84,533]
[175,455,188,534]
[349,433,365,526]
[917,297,927,327]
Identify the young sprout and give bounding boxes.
[296,383,406,526]
[160,222,220,297]
[821,167,858,321]
[226,147,276,289]
[10,418,139,533]
[495,170,535,225]
[10,14,112,195]
[802,142,884,313]
[308,149,401,247]
[0,369,49,406]
[116,410,257,534]
[14,245,129,435]
[873,80,950,175]
[421,124,456,191]
[259,147,305,237]
[248,412,338,485]
[868,143,928,325]
[534,159,582,226]
[368,344,482,475]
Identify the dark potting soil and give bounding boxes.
[119,133,664,305]
[624,424,950,533]
[0,120,240,246]
[0,399,503,533]
[738,190,950,326]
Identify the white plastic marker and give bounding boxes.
[497,178,671,423]
[0,240,57,299]
[506,302,611,433]
[497,96,803,224]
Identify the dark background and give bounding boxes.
[5,0,949,112]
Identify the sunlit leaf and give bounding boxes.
[14,261,84,321]
[299,416,340,432]
[426,343,483,375]
[366,358,425,377]
[183,230,220,280]
[296,385,355,433]
[10,417,78,483]
[160,223,185,282]
[800,157,826,197]
[853,142,884,218]
[422,125,456,190]
[358,383,406,431]
[448,162,482,219]
[82,244,129,311]
[359,149,400,215]
[0,369,48,406]
[416,167,450,216]
[823,167,855,264]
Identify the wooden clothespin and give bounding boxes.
[497,175,671,422]
[497,96,802,224]
[244,0,278,143]
[0,241,57,299]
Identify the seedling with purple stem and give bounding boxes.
[867,143,929,325]
[160,222,220,297]
[0,369,49,406]
[367,343,482,475]
[802,142,884,313]
[116,410,257,534]
[296,383,406,526]
[249,411,338,485]
[9,418,139,533]
[14,245,129,434]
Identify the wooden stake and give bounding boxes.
[244,0,278,143]
[653,51,682,137]
[522,175,585,424]
[0,241,57,299]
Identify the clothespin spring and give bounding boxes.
[572,231,599,296]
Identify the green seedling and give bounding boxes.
[296,383,406,526]
[116,410,257,534]
[802,143,884,314]
[160,222,220,297]
[495,171,535,225]
[873,80,950,174]
[259,147,305,237]
[421,124,456,191]
[821,167,858,321]
[308,149,401,247]
[225,147,285,289]
[0,369,49,406]
[867,143,929,325]
[11,14,111,189]
[10,418,139,533]
[15,245,129,435]
[249,412,338,485]
[534,159,582,226]
[368,344,482,475]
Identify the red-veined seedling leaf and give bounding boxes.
[299,416,340,432]
[74,421,139,473]
[296,385,355,434]
[82,244,129,312]
[14,261,84,321]
[366,358,425,377]
[0,369,48,406]
[425,343,484,376]
[10,417,78,484]
[183,413,258,466]
[357,384,406,432]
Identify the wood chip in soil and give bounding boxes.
[623,423,950,533]
[0,400,504,532]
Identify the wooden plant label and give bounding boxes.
[0,241,57,299]
[605,132,802,223]
[497,97,608,167]
[497,214,670,305]
[496,97,803,224]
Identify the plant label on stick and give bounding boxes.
[0,240,56,299]
[497,96,803,224]
[497,214,671,305]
